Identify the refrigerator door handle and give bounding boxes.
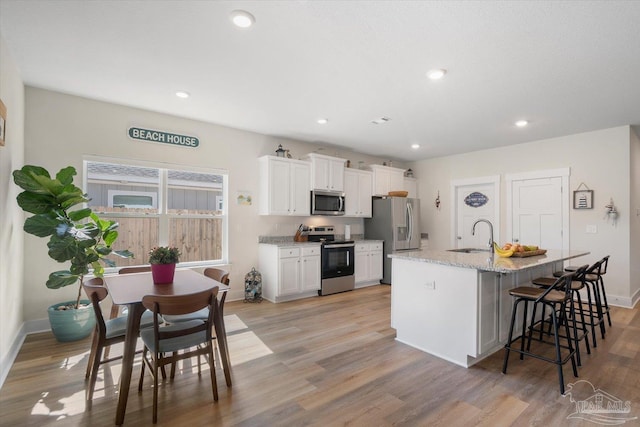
[407,202,413,243]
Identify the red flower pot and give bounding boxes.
[151,263,176,284]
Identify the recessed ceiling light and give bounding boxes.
[371,117,391,125]
[411,144,420,149]
[317,118,329,125]
[427,69,447,80]
[515,120,529,127]
[175,91,190,99]
[231,10,255,28]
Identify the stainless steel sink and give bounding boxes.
[447,248,491,253]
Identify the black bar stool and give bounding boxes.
[552,257,610,346]
[502,268,586,395]
[530,264,590,366]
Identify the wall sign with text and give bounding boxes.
[128,126,199,148]
[464,192,489,208]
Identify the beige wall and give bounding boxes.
[410,126,638,306]
[22,87,400,322]
[0,34,26,382]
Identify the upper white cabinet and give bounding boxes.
[369,165,405,196]
[403,177,418,198]
[259,156,310,216]
[307,153,347,192]
[344,169,373,217]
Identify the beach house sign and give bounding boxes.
[128,126,199,148]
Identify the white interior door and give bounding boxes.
[507,168,569,251]
[451,176,500,249]
[512,177,562,248]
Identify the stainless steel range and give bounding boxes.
[307,226,355,296]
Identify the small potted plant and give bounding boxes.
[148,246,181,284]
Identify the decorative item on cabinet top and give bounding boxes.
[275,144,286,157]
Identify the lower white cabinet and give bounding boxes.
[259,244,321,302]
[354,241,383,286]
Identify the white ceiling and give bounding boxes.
[2,1,640,161]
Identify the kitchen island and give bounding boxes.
[388,249,589,367]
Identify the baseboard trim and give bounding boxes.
[607,293,637,309]
[0,324,26,390]
[0,318,50,390]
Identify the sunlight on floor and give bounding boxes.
[29,313,272,416]
[228,331,273,366]
[59,352,88,371]
[224,314,249,333]
[31,390,86,419]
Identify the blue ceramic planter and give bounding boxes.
[47,300,96,342]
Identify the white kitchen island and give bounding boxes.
[389,249,589,368]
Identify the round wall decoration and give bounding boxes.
[464,192,489,208]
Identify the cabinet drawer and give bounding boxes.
[355,243,370,252]
[370,242,383,251]
[279,247,301,258]
[301,246,321,256]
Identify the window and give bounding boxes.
[85,159,227,267]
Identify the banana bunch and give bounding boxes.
[493,242,514,258]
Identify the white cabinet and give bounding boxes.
[300,247,321,292]
[370,165,405,196]
[307,153,346,192]
[403,177,418,198]
[355,241,383,286]
[279,249,301,295]
[344,169,373,217]
[259,244,322,302]
[259,156,310,216]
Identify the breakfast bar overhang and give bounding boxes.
[389,249,589,368]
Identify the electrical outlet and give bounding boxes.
[586,225,597,234]
[424,281,435,290]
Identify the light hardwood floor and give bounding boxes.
[1,285,639,426]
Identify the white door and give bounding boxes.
[454,179,499,249]
[511,177,563,249]
[506,168,569,251]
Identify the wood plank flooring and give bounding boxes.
[1,285,639,426]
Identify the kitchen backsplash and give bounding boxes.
[259,234,364,244]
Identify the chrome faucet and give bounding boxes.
[472,219,494,255]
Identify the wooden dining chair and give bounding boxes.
[111,266,152,318]
[138,287,219,423]
[159,268,229,378]
[163,268,229,323]
[82,278,155,407]
[204,267,230,317]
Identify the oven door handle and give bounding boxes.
[323,243,355,249]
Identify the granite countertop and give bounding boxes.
[388,248,590,273]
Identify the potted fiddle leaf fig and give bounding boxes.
[13,165,134,342]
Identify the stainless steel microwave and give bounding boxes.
[311,190,345,216]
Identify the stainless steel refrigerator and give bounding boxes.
[364,197,421,284]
